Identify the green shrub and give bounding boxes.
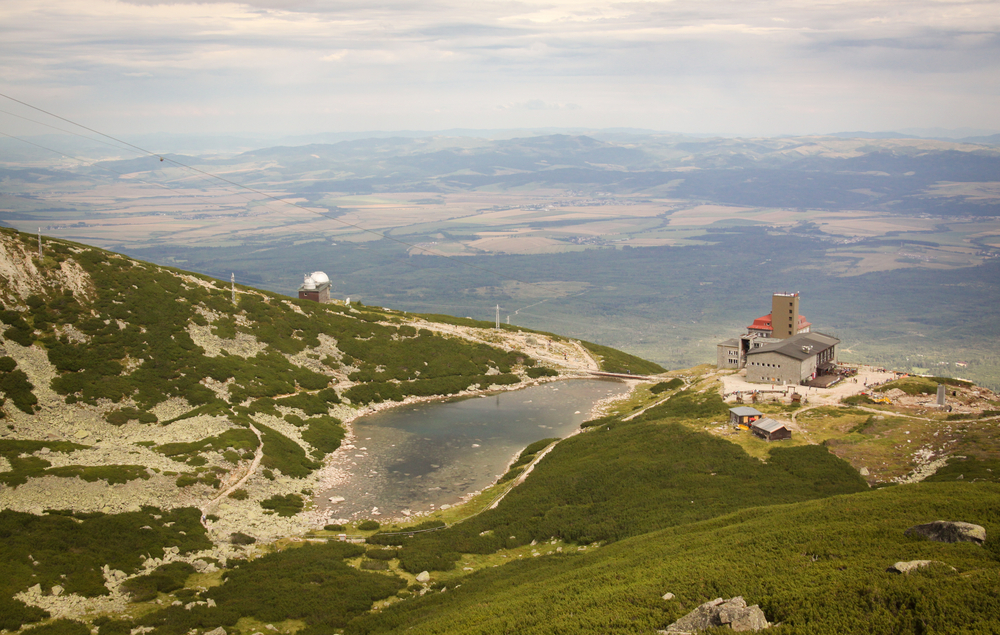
[0,506,209,620]
[360,560,389,571]
[105,408,158,426]
[229,532,257,545]
[324,524,345,532]
[649,378,684,394]
[156,429,257,464]
[120,562,195,602]
[301,416,345,457]
[0,361,38,414]
[175,474,198,487]
[258,424,320,478]
[526,367,559,378]
[260,494,304,517]
[138,542,403,632]
[365,549,397,561]
[20,619,90,635]
[94,618,132,635]
[358,520,381,531]
[0,597,49,631]
[227,489,249,500]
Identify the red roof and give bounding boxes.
[748,313,811,332]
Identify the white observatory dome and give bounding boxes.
[310,271,330,285]
[302,273,316,290]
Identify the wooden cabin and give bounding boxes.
[750,417,792,441]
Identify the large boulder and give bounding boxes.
[887,560,938,574]
[661,596,770,634]
[905,521,986,545]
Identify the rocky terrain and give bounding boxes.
[0,228,628,549]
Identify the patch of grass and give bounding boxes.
[632,388,729,422]
[346,483,1000,635]
[579,340,666,375]
[874,377,940,396]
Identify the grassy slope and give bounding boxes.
[349,483,1000,634]
[346,386,1000,634]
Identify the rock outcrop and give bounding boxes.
[887,560,943,574]
[905,521,986,545]
[661,596,770,634]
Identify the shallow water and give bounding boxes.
[315,379,626,522]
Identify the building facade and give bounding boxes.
[717,292,820,376]
[744,332,840,385]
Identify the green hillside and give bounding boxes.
[3,227,1000,635]
[349,482,1000,635]
[0,227,598,548]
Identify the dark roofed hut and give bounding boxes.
[750,417,792,441]
[729,406,763,429]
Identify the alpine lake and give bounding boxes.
[314,379,629,522]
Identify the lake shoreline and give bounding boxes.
[311,375,639,526]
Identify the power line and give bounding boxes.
[0,92,553,289]
[0,93,666,328]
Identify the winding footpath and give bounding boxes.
[200,424,264,523]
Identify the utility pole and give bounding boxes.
[231,273,236,305]
[37,228,42,258]
[495,304,500,330]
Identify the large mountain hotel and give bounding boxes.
[717,292,840,386]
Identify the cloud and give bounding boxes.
[498,100,581,111]
[0,0,997,135]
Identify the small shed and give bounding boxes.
[729,406,763,429]
[751,417,792,442]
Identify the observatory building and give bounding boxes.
[716,292,839,385]
[298,271,331,303]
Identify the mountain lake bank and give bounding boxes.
[313,378,634,523]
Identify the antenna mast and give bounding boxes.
[231,273,236,305]
[496,304,500,330]
[37,228,42,258]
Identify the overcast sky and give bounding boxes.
[1,0,999,138]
